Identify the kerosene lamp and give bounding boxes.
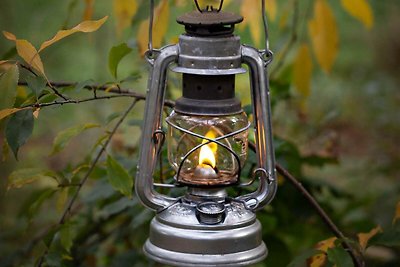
[136,0,277,265]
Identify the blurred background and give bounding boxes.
[0,0,399,266]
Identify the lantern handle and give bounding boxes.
[194,0,224,13]
[136,45,179,211]
[237,45,277,210]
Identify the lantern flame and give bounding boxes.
[199,131,217,168]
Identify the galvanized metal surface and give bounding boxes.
[144,201,267,266]
[172,35,246,75]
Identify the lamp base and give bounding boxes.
[143,201,267,266]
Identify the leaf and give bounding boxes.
[83,0,95,20]
[3,32,46,77]
[341,0,373,30]
[33,108,40,119]
[393,201,400,225]
[293,43,313,112]
[358,226,382,250]
[0,64,19,111]
[308,0,339,73]
[287,249,321,267]
[60,223,77,253]
[327,247,353,267]
[0,108,30,121]
[137,0,169,55]
[308,237,336,267]
[240,0,261,46]
[56,188,69,213]
[106,155,133,197]
[26,74,47,99]
[38,16,108,52]
[7,168,55,190]
[74,79,93,91]
[113,0,138,36]
[51,123,100,155]
[108,43,132,79]
[5,109,34,159]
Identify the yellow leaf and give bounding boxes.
[393,201,400,225]
[0,107,30,121]
[33,108,40,119]
[341,0,373,30]
[240,0,261,46]
[3,31,16,41]
[358,226,382,251]
[39,16,108,52]
[294,44,313,98]
[266,0,277,22]
[308,237,336,267]
[83,0,95,21]
[16,39,46,76]
[113,0,138,36]
[137,0,169,55]
[308,0,339,73]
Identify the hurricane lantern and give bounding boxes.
[136,1,277,266]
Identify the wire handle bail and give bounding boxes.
[148,0,155,56]
[261,0,273,66]
[194,0,224,13]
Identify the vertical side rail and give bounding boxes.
[135,45,179,211]
[240,45,277,209]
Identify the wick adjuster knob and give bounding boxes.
[196,202,226,225]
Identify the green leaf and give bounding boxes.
[25,74,47,99]
[108,43,132,79]
[107,155,133,197]
[7,168,56,190]
[0,64,19,110]
[60,223,77,253]
[327,247,354,267]
[51,123,100,155]
[287,249,321,267]
[5,109,34,159]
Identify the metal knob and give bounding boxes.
[196,202,226,225]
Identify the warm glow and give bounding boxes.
[199,131,217,168]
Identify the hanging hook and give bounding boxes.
[194,0,224,13]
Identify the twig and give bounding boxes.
[17,81,175,108]
[270,0,299,80]
[247,142,364,266]
[275,163,364,266]
[21,94,138,109]
[19,64,69,100]
[36,99,139,267]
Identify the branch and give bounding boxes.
[36,99,139,267]
[17,80,175,108]
[275,163,364,266]
[251,140,364,266]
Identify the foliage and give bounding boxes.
[0,0,399,266]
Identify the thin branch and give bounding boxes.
[275,163,364,266]
[17,80,175,108]
[19,64,69,100]
[36,99,139,267]
[270,0,299,80]
[247,142,364,266]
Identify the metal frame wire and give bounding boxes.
[165,118,251,185]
